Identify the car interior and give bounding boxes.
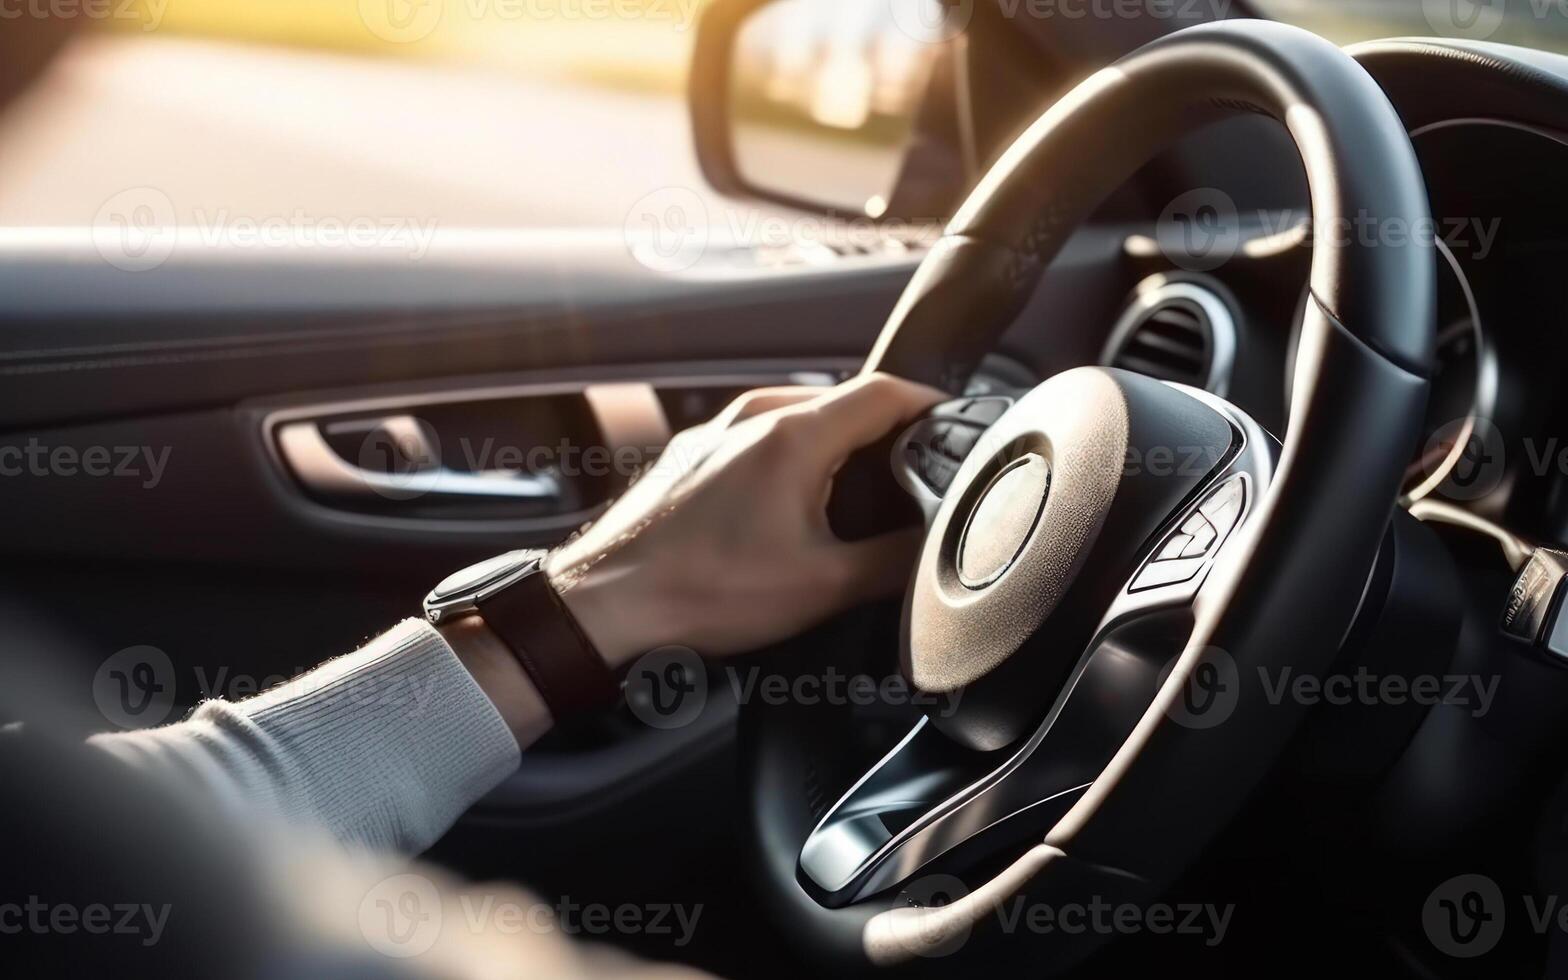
[10,0,1568,976]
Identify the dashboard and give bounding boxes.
[1018,39,1568,553]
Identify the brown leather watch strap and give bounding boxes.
[477,566,620,721]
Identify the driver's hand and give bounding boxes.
[548,372,945,666]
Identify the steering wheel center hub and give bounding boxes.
[904,367,1235,750]
[957,453,1051,588]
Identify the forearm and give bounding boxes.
[82,375,933,858]
[89,619,522,855]
[83,566,638,855]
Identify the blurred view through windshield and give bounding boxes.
[5,1,1568,233]
[0,0,716,229]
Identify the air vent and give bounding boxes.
[1111,300,1211,386]
[1102,279,1235,395]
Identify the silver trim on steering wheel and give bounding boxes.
[798,386,1279,905]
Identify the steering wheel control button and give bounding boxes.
[1134,477,1248,591]
[1501,546,1568,651]
[957,454,1051,589]
[1200,476,1245,523]
[913,444,960,494]
[1181,519,1218,557]
[898,402,1011,499]
[1546,604,1568,663]
[933,423,982,463]
[936,395,1014,427]
[1195,477,1246,546]
[1131,555,1206,591]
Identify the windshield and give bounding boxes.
[3,1,1565,237]
[0,1,710,231]
[1250,0,1568,52]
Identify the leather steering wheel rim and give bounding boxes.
[746,20,1435,973]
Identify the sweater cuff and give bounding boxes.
[94,619,521,854]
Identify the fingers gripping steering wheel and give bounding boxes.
[745,21,1435,972]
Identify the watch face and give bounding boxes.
[429,551,536,602]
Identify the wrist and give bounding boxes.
[548,552,676,669]
[427,548,624,737]
[436,615,551,747]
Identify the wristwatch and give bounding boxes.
[424,549,620,720]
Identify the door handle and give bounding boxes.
[276,414,563,503]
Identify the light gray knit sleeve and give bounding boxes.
[87,618,521,854]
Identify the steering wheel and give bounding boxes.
[745,20,1435,972]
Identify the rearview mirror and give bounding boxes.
[692,0,968,222]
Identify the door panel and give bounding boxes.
[0,240,918,427]
[0,240,917,895]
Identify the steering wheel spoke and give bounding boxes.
[801,388,1277,907]
[1101,387,1275,623]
